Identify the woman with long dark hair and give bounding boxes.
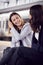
[29,5,43,51]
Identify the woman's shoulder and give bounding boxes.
[23,22,30,28]
[22,22,32,33]
[25,22,30,25]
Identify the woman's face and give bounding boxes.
[11,15,22,27]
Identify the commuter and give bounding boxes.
[0,12,32,65]
[8,12,32,47]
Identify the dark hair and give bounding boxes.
[30,5,42,32]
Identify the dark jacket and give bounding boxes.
[0,27,43,65]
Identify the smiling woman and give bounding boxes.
[8,12,32,47]
[0,10,30,43]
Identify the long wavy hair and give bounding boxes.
[29,5,43,32]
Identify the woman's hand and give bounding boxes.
[8,21,13,29]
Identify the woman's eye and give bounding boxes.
[13,19,15,21]
[16,17,18,19]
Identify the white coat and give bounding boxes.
[10,22,33,48]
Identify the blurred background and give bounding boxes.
[0,0,43,60]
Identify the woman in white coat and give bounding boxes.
[8,12,32,47]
